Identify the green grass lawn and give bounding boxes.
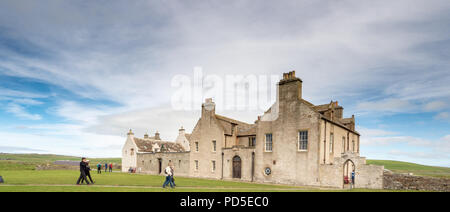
[367,160,450,178]
[0,169,408,192]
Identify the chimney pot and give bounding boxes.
[127,129,134,136]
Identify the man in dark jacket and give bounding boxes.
[76,157,90,185]
[81,160,94,184]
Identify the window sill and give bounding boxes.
[297,150,308,152]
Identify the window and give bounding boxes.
[211,160,216,172]
[249,137,256,147]
[195,160,199,171]
[329,133,334,153]
[352,140,355,152]
[298,131,308,150]
[342,137,346,153]
[195,142,199,152]
[212,140,216,152]
[265,134,273,152]
[130,148,134,156]
[179,160,181,167]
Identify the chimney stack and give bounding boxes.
[202,98,216,117]
[278,70,303,101]
[179,126,185,136]
[155,131,161,140]
[127,129,134,136]
[144,132,149,139]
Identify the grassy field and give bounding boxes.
[0,153,120,171]
[0,153,447,192]
[0,169,415,192]
[367,160,450,178]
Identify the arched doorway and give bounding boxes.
[232,156,241,179]
[343,159,355,188]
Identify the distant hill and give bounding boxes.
[0,153,121,170]
[367,160,450,178]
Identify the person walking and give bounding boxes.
[104,162,108,173]
[351,171,355,189]
[109,163,113,172]
[76,157,90,185]
[97,163,102,174]
[82,160,94,184]
[170,165,176,187]
[162,163,174,188]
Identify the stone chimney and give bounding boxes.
[154,131,161,140]
[179,126,185,136]
[127,129,134,136]
[278,70,303,102]
[202,98,216,118]
[144,132,149,139]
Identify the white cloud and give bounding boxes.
[356,127,397,137]
[355,99,415,113]
[424,101,447,111]
[434,112,450,121]
[5,103,42,120]
[361,135,431,146]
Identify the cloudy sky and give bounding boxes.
[0,0,449,167]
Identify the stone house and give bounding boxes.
[122,71,384,189]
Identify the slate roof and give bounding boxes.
[237,125,256,136]
[215,114,257,137]
[133,138,185,153]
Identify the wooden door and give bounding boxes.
[232,156,241,178]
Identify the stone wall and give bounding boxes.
[254,79,322,186]
[136,152,190,176]
[383,172,450,192]
[222,147,255,181]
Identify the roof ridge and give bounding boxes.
[215,114,250,126]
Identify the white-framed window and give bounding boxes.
[212,140,216,152]
[298,131,308,151]
[329,133,334,153]
[211,160,216,172]
[194,160,199,171]
[265,133,273,152]
[195,142,199,152]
